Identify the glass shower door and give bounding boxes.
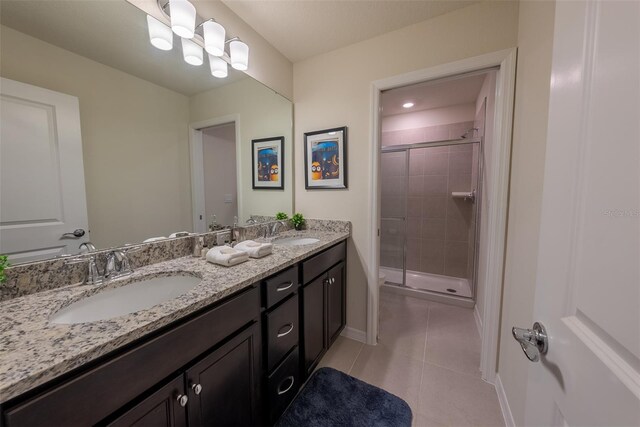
[380,150,408,286]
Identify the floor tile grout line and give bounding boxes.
[347,342,365,375]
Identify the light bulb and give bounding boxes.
[230,40,249,71]
[203,20,225,57]
[169,0,196,39]
[181,38,203,66]
[146,15,173,51]
[209,54,228,78]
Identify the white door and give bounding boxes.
[518,1,640,426]
[0,78,90,263]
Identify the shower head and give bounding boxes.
[460,127,479,139]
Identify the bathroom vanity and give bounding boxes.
[0,228,348,426]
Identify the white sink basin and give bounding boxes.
[50,275,201,324]
[274,237,320,246]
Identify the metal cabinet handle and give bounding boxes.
[277,323,294,338]
[277,376,295,395]
[61,229,85,238]
[512,322,548,362]
[176,394,189,407]
[276,282,293,292]
[191,383,202,395]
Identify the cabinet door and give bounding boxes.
[326,262,346,346]
[186,322,261,427]
[303,275,326,375]
[107,375,187,427]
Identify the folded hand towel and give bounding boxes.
[143,237,167,243]
[169,231,191,238]
[206,246,249,267]
[234,240,273,258]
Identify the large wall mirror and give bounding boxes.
[0,0,293,264]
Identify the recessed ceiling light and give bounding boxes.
[402,102,414,109]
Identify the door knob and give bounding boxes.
[512,322,548,362]
[191,383,202,395]
[62,229,85,238]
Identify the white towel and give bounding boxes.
[143,237,167,243]
[169,231,191,238]
[234,240,273,258]
[206,246,249,267]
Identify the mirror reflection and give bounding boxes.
[0,0,293,264]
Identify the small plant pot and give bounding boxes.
[294,223,303,231]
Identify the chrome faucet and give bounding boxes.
[65,254,103,286]
[104,250,133,280]
[270,220,287,236]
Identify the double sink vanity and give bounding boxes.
[0,221,350,426]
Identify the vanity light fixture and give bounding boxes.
[209,54,228,78]
[202,20,226,57]
[181,38,203,66]
[146,15,173,51]
[402,102,414,109]
[169,0,196,38]
[149,0,250,74]
[229,39,249,71]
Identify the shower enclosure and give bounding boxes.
[380,138,482,301]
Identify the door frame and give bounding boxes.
[189,115,241,233]
[367,48,517,383]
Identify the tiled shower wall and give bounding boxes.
[380,122,479,280]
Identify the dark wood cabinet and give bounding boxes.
[303,275,326,376]
[107,376,187,427]
[326,262,346,346]
[301,242,347,378]
[186,323,261,427]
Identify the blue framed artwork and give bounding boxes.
[304,126,348,189]
[252,136,284,190]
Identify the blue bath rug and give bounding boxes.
[276,367,412,427]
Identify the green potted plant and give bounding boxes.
[275,212,289,220]
[290,213,306,231]
[0,255,10,284]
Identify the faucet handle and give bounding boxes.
[113,250,133,275]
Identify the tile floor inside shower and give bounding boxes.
[317,290,504,427]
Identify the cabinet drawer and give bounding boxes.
[3,286,260,427]
[265,294,299,372]
[266,347,300,424]
[302,241,345,284]
[263,265,298,309]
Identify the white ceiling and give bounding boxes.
[221,0,479,62]
[0,0,246,96]
[381,72,487,116]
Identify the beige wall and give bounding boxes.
[190,78,293,222]
[202,124,237,227]
[498,1,555,424]
[293,1,519,331]
[0,25,192,249]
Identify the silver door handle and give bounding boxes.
[277,376,295,395]
[176,394,188,407]
[191,383,202,395]
[512,322,548,362]
[62,229,85,238]
[276,282,293,292]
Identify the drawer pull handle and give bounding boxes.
[176,394,189,407]
[276,282,294,292]
[277,323,294,338]
[277,376,295,395]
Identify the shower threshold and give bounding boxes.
[380,267,472,298]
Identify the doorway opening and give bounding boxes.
[379,70,493,307]
[368,49,517,383]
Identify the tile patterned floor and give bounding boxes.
[317,291,504,427]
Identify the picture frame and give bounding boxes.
[304,126,348,189]
[252,136,284,190]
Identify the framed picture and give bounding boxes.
[304,126,348,189]
[252,136,284,190]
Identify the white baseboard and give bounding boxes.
[341,326,367,343]
[474,305,483,337]
[495,374,515,427]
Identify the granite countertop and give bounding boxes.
[0,229,349,403]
